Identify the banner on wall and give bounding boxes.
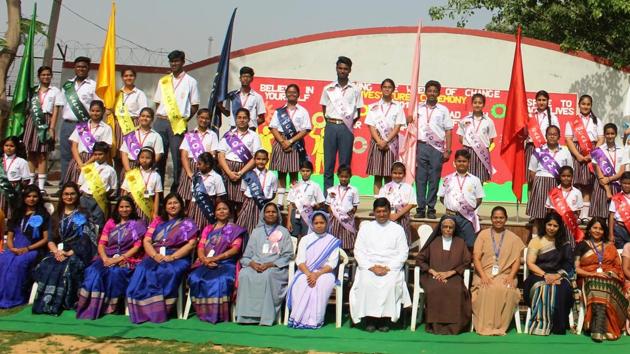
[252,76,577,184]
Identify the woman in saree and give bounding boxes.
[471,206,525,335]
[32,182,98,315]
[287,211,340,329]
[575,217,627,342]
[524,212,574,335]
[416,215,472,335]
[76,196,146,319]
[188,200,247,323]
[235,202,293,326]
[126,193,198,324]
[0,185,49,308]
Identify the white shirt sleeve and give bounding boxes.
[153,133,165,155]
[488,119,497,139]
[137,90,148,111]
[255,95,266,117]
[154,173,164,193]
[314,185,326,204]
[189,78,200,106]
[215,174,226,196]
[153,84,162,104]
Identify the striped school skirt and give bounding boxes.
[63,152,91,184]
[365,139,396,177]
[187,196,217,231]
[113,117,139,151]
[526,176,557,219]
[177,158,198,202]
[222,160,246,204]
[573,143,596,186]
[525,143,535,172]
[329,211,357,250]
[464,146,491,183]
[270,141,300,173]
[590,181,620,218]
[119,160,139,187]
[236,197,260,235]
[23,113,52,153]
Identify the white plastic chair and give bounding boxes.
[410,224,434,331]
[283,237,299,325]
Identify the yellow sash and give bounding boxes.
[115,92,137,136]
[160,74,187,134]
[82,163,109,216]
[125,168,153,218]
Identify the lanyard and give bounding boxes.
[240,91,251,108]
[381,101,393,117]
[258,169,268,193]
[338,185,350,203]
[120,89,134,106]
[589,240,604,266]
[606,147,617,170]
[472,116,483,134]
[137,129,151,146]
[536,110,547,126]
[60,210,77,236]
[490,229,505,262]
[89,121,100,135]
[173,72,185,92]
[3,155,17,174]
[141,169,153,191]
[425,105,436,125]
[287,106,298,120]
[456,174,467,192]
[38,87,50,106]
[580,114,592,132]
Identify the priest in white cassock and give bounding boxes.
[350,197,411,332]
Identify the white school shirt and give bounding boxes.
[287,180,325,207]
[364,100,406,135]
[78,162,117,194]
[456,114,497,148]
[437,172,485,212]
[544,186,584,211]
[116,87,149,117]
[153,72,200,118]
[59,77,100,121]
[609,193,630,222]
[295,232,339,269]
[240,168,278,199]
[217,129,262,162]
[326,185,360,213]
[226,89,266,128]
[121,168,163,197]
[416,102,453,143]
[119,129,164,159]
[564,114,604,142]
[592,145,626,173]
[528,144,573,178]
[526,110,560,143]
[268,104,312,133]
[3,155,30,182]
[179,129,220,158]
[69,121,113,153]
[319,81,364,122]
[192,170,226,199]
[34,86,64,114]
[377,181,416,211]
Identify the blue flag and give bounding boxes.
[209,8,237,134]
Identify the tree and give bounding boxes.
[429,0,630,68]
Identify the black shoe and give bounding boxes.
[365,324,376,333]
[378,325,390,333]
[413,212,425,219]
[427,211,437,219]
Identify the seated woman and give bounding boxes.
[188,200,247,323]
[524,212,574,335]
[287,211,340,329]
[235,202,293,325]
[471,206,525,335]
[76,196,146,319]
[0,185,49,308]
[622,242,630,335]
[416,216,472,335]
[32,182,98,315]
[126,193,198,324]
[575,217,627,342]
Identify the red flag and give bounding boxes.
[500,26,528,202]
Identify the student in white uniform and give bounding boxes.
[524,90,560,175]
[377,162,416,245]
[609,171,630,248]
[544,166,584,247]
[0,137,31,219]
[287,160,325,238]
[218,66,266,130]
[121,147,163,223]
[186,152,226,231]
[590,123,627,219]
[77,142,117,230]
[456,93,496,183]
[236,150,278,234]
[326,165,360,251]
[119,107,164,184]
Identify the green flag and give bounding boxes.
[6,4,36,138]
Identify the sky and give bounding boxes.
[1,0,493,66]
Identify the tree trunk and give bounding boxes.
[0,0,22,136]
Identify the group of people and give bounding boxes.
[1,49,630,342]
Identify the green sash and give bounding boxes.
[0,158,19,202]
[30,88,49,143]
[62,80,90,122]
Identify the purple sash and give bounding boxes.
[329,187,356,233]
[533,147,562,178]
[185,131,205,162]
[463,118,493,177]
[152,218,198,254]
[444,176,480,232]
[591,147,621,187]
[105,221,146,257]
[224,131,253,163]
[77,122,97,154]
[123,131,143,160]
[374,106,399,155]
[203,223,246,257]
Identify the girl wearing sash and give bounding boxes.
[456,94,497,183]
[64,100,113,184]
[591,123,626,219]
[76,196,146,319]
[287,160,326,238]
[376,162,416,245]
[237,149,278,234]
[177,109,219,206]
[113,68,148,151]
[525,212,574,335]
[32,182,98,315]
[217,108,262,212]
[526,125,573,236]
[0,185,49,308]
[24,66,63,191]
[119,107,164,184]
[269,84,311,209]
[287,211,340,329]
[187,152,226,230]
[364,79,406,194]
[544,166,584,248]
[565,95,605,222]
[188,200,247,323]
[0,136,30,219]
[525,91,560,174]
[126,193,198,323]
[121,147,163,222]
[608,172,630,249]
[575,217,627,342]
[326,165,360,251]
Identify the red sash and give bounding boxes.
[527,117,546,148]
[612,193,630,233]
[548,187,584,242]
[571,116,594,155]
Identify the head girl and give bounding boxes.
[381,79,395,100]
[235,108,250,130]
[285,84,300,104]
[138,107,155,130]
[535,90,552,126]
[578,95,598,124]
[545,125,561,146]
[471,93,486,116]
[603,122,618,145]
[138,147,156,170]
[89,100,105,122]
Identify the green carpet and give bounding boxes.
[0,307,628,354]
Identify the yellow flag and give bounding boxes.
[96,2,117,151]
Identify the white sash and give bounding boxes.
[463,118,493,177]
[326,86,354,132]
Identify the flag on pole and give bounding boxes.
[209,8,237,134]
[398,20,422,184]
[6,4,36,138]
[96,2,117,150]
[500,26,528,202]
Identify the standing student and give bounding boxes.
[544,166,584,247]
[77,142,117,230]
[0,137,30,219]
[456,93,496,183]
[377,162,416,245]
[565,94,605,222]
[609,171,630,249]
[319,56,364,192]
[287,160,325,238]
[591,123,626,218]
[326,165,360,251]
[24,66,63,190]
[217,66,266,130]
[153,50,200,193]
[269,84,311,209]
[412,80,453,219]
[365,78,405,195]
[121,147,163,223]
[525,91,560,174]
[236,149,278,234]
[187,152,226,231]
[119,107,164,183]
[437,149,485,248]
